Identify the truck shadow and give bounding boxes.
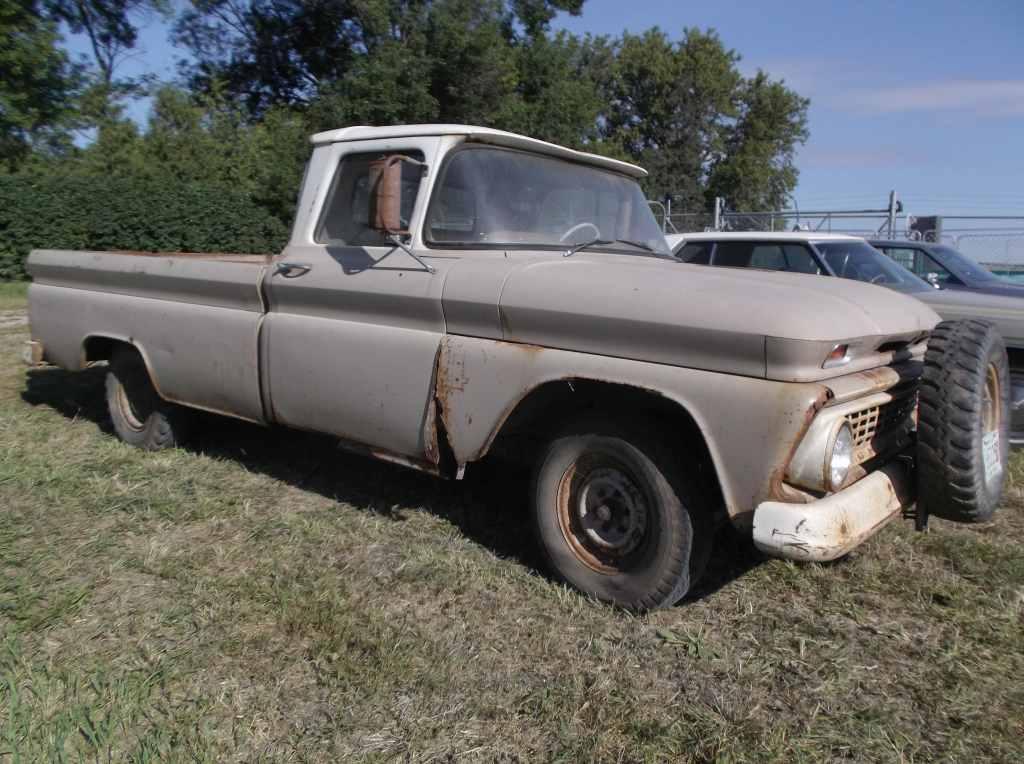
[21,366,763,606]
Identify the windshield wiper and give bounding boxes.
[563,236,670,259]
[611,238,656,253]
[562,237,613,258]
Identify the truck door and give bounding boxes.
[262,137,447,462]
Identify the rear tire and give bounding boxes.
[917,320,1009,523]
[531,417,710,610]
[106,347,191,450]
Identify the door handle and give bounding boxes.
[275,262,313,278]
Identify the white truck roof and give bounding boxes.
[666,231,864,249]
[310,124,647,179]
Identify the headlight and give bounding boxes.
[827,422,854,491]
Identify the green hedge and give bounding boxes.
[0,175,290,280]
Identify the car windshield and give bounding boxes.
[425,147,670,255]
[931,245,1002,282]
[814,240,931,293]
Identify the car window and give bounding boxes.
[714,242,757,267]
[931,245,1000,283]
[919,252,956,284]
[883,247,917,272]
[781,244,821,274]
[749,245,786,270]
[677,241,713,264]
[815,240,930,293]
[316,150,425,246]
[711,241,820,273]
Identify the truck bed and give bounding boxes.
[27,249,271,422]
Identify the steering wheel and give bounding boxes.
[559,221,601,244]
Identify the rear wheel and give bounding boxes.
[531,418,710,610]
[106,347,191,450]
[917,320,1009,523]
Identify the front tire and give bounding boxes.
[106,347,191,450]
[531,418,709,610]
[918,320,1009,523]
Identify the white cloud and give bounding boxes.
[748,57,1024,118]
[799,147,924,169]
[840,80,1024,116]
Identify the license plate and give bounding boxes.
[983,430,1002,482]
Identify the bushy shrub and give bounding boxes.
[0,175,289,280]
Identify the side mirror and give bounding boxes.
[369,155,424,235]
[925,272,941,288]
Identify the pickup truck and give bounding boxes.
[25,125,1009,610]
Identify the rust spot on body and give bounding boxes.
[494,339,546,356]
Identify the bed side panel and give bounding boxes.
[28,250,266,423]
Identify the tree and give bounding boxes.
[45,0,170,121]
[594,28,741,206]
[0,0,80,169]
[173,0,587,119]
[494,30,602,148]
[588,28,807,211]
[706,71,809,212]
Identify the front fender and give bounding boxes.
[433,335,826,523]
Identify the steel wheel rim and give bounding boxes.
[115,378,147,432]
[983,363,1001,436]
[556,456,651,574]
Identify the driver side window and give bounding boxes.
[316,150,425,246]
[918,252,956,285]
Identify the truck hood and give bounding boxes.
[490,255,939,381]
[915,287,1024,347]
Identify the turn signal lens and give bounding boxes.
[822,343,849,368]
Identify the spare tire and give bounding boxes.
[918,319,1009,523]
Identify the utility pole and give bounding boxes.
[713,197,723,231]
[887,190,899,239]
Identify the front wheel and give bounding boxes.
[918,320,1009,523]
[531,418,709,610]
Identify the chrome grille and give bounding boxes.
[846,392,917,458]
[848,406,880,447]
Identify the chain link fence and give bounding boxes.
[652,199,1024,272]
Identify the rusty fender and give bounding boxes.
[430,335,827,523]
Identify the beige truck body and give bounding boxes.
[26,124,941,561]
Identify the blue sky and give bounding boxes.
[65,0,1024,222]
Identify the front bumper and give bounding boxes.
[752,460,914,562]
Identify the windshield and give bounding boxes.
[814,240,931,294]
[931,245,1002,282]
[425,147,670,255]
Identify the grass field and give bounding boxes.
[1,287,1022,762]
[0,282,29,312]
